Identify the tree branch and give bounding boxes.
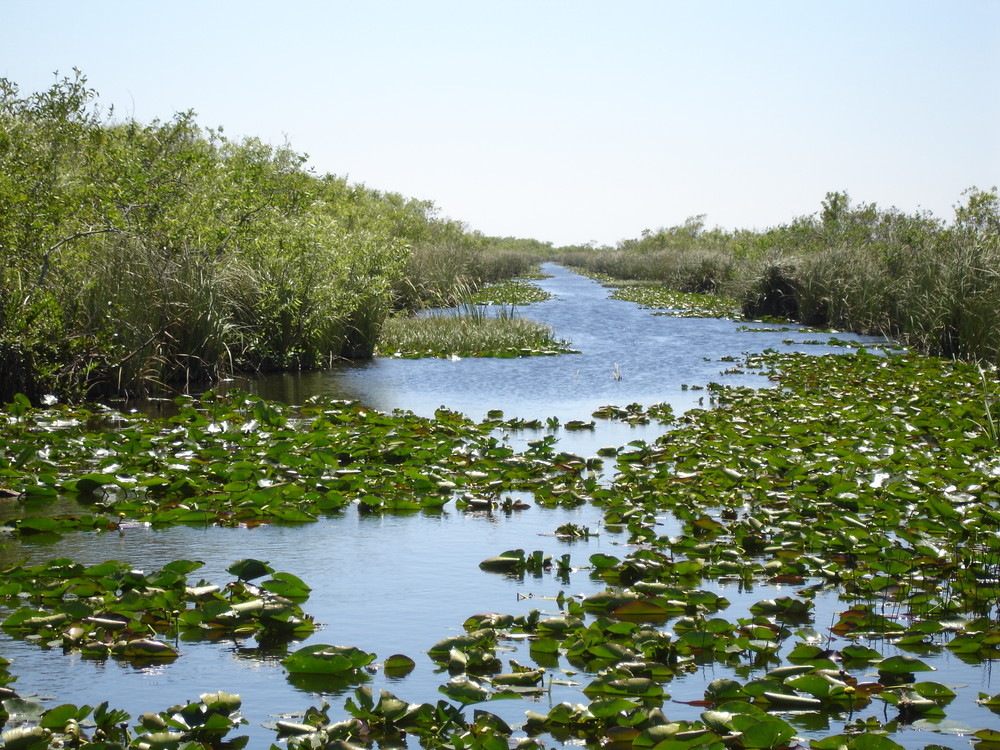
[36,227,121,288]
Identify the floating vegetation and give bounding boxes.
[282,644,377,676]
[471,279,552,305]
[478,548,562,576]
[0,557,315,662]
[781,337,868,347]
[611,285,742,318]
[0,692,246,748]
[0,392,603,537]
[592,402,675,425]
[4,351,1000,747]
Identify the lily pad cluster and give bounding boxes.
[608,284,742,319]
[471,279,553,305]
[0,393,604,534]
[592,402,676,426]
[491,350,1000,746]
[4,351,1000,748]
[273,687,526,750]
[607,351,1000,614]
[0,557,314,663]
[0,692,246,749]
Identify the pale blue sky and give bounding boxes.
[3,1,998,246]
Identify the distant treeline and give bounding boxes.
[560,188,1000,363]
[0,72,545,401]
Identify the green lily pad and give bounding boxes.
[282,644,376,675]
[878,654,935,674]
[227,558,273,581]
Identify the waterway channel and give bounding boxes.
[1,264,986,748]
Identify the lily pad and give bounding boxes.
[282,644,376,675]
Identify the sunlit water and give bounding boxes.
[2,265,990,748]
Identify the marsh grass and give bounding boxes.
[377,305,573,358]
[561,248,736,295]
[0,73,489,400]
[568,189,1000,364]
[393,243,544,311]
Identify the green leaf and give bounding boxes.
[878,654,935,673]
[383,653,416,676]
[282,644,376,674]
[39,703,90,729]
[261,572,311,599]
[732,715,795,749]
[439,677,489,705]
[226,558,273,581]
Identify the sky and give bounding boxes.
[3,1,998,247]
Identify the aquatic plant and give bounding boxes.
[0,557,315,664]
[377,307,576,359]
[6,351,1000,747]
[0,72,509,400]
[0,391,603,538]
[471,279,552,306]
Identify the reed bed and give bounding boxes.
[563,189,1000,364]
[393,242,545,311]
[377,307,570,358]
[0,74,538,400]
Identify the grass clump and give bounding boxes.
[377,306,574,359]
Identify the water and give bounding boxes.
[240,262,872,422]
[2,265,982,748]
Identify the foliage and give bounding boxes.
[558,189,1000,364]
[0,72,496,401]
[377,305,575,359]
[0,390,601,535]
[391,233,548,312]
[5,351,1000,746]
[0,557,315,662]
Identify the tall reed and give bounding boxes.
[0,72,474,400]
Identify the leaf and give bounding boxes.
[13,517,61,534]
[226,558,273,581]
[589,553,621,569]
[732,715,796,749]
[261,572,311,599]
[878,654,935,674]
[0,726,52,750]
[282,644,376,675]
[439,678,489,705]
[39,703,90,729]
[111,638,178,659]
[383,653,416,677]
